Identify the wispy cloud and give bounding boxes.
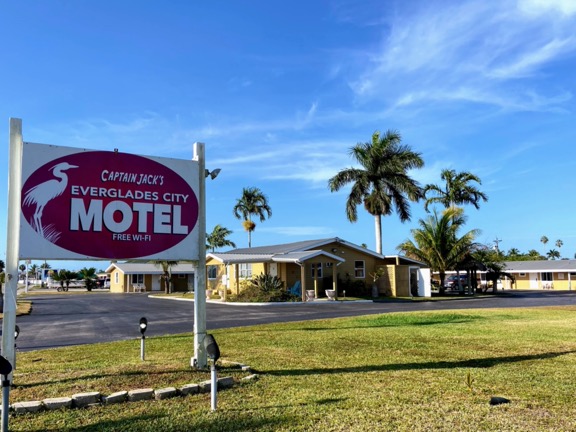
[349,0,576,112]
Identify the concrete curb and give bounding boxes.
[148,295,373,306]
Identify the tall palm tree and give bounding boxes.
[328,130,424,254]
[397,207,479,294]
[540,236,549,246]
[424,169,488,212]
[547,249,560,260]
[233,187,272,248]
[207,225,237,252]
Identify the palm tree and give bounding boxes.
[207,225,237,252]
[398,207,479,294]
[154,261,179,294]
[233,187,272,248]
[29,263,38,279]
[555,239,563,249]
[424,169,488,212]
[527,249,544,260]
[328,130,424,254]
[77,267,98,291]
[540,236,549,246]
[547,249,560,260]
[507,248,520,257]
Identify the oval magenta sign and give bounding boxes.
[21,151,199,259]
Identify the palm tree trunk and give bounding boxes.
[374,215,382,254]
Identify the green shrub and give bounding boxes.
[228,273,300,302]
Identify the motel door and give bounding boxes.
[529,273,538,289]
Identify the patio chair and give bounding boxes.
[288,281,301,297]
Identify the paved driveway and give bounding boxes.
[7,290,576,351]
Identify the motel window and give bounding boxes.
[541,272,553,282]
[131,274,144,284]
[354,261,365,278]
[311,263,323,279]
[114,272,119,284]
[325,262,333,268]
[239,264,252,278]
[519,273,526,277]
[207,266,217,279]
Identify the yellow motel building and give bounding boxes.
[106,262,196,293]
[206,237,431,301]
[502,260,576,290]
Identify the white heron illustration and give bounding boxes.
[23,162,78,239]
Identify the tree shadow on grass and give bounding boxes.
[260,350,576,377]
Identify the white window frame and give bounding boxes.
[354,260,365,278]
[311,263,323,279]
[114,272,119,284]
[131,274,144,284]
[541,272,553,282]
[239,263,252,279]
[207,266,218,280]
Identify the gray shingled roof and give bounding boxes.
[208,250,345,265]
[222,238,337,255]
[504,260,576,272]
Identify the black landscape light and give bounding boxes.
[204,334,220,411]
[139,317,148,361]
[14,325,20,370]
[0,355,13,432]
[139,317,148,335]
[204,334,220,362]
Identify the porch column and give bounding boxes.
[222,265,228,301]
[235,263,240,295]
[300,263,306,302]
[332,264,337,299]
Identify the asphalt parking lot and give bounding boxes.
[6,290,576,351]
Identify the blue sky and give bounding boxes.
[2,0,576,270]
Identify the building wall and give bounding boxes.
[506,272,576,290]
[394,266,411,297]
[109,269,125,293]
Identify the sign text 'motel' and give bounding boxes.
[19,144,199,260]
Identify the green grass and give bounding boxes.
[9,306,576,431]
[0,300,33,318]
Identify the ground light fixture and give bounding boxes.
[13,325,20,370]
[139,317,148,361]
[203,334,220,411]
[0,355,13,432]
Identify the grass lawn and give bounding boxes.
[0,301,33,318]
[9,306,576,431]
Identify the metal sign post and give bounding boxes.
[2,118,24,432]
[192,142,208,370]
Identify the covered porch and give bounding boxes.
[207,250,345,302]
